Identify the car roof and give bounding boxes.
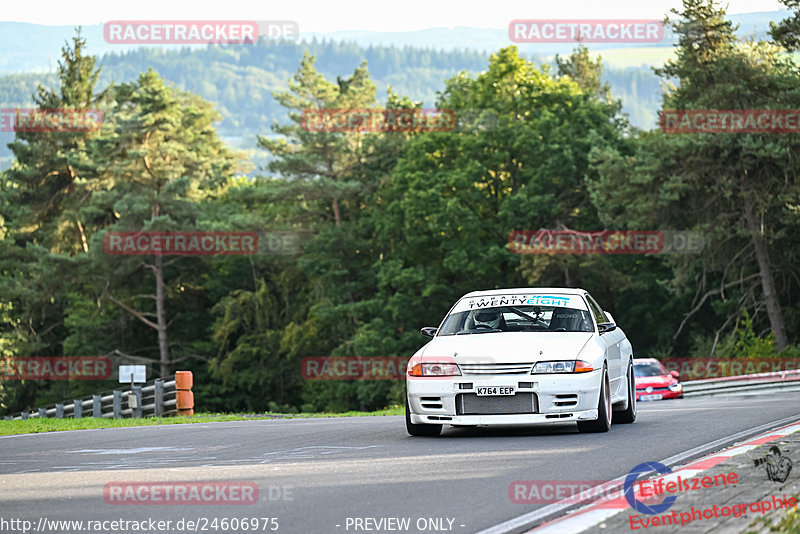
[460,287,588,298]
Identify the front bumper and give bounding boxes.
[407,369,602,426]
[636,388,683,401]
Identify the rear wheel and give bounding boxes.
[578,366,612,433]
[405,397,442,436]
[614,361,637,424]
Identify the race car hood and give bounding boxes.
[635,375,675,388]
[419,332,594,364]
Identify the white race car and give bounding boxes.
[405,288,636,436]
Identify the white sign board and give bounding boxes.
[119,365,147,383]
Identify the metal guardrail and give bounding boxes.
[682,370,800,398]
[3,375,178,420]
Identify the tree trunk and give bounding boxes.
[332,197,341,226]
[76,218,89,253]
[154,253,171,376]
[743,195,788,351]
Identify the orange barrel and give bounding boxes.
[175,370,193,390]
[175,371,194,416]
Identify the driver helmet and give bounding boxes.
[472,309,502,329]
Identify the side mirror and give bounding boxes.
[420,327,437,338]
[598,322,617,334]
[670,370,680,379]
[604,311,615,324]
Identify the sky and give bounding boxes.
[2,0,788,32]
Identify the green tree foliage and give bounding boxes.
[3,28,109,254]
[83,69,241,376]
[2,15,800,416]
[0,30,111,411]
[0,41,670,170]
[348,46,629,354]
[555,45,615,104]
[251,54,411,411]
[258,53,379,227]
[590,0,800,353]
[770,0,800,50]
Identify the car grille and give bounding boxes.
[456,393,537,415]
[459,362,533,375]
[637,386,670,392]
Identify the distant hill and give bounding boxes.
[0,38,665,172]
[1,9,790,171]
[301,10,788,55]
[0,12,789,73]
[0,35,672,171]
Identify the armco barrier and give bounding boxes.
[3,371,193,420]
[682,369,800,398]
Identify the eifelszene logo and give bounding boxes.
[624,462,677,515]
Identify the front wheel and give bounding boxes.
[614,361,637,424]
[405,397,442,436]
[577,366,612,433]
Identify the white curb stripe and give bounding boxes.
[716,444,763,456]
[532,508,624,534]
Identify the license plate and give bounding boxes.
[475,386,515,396]
[640,394,663,401]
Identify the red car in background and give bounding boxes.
[633,358,683,401]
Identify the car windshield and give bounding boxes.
[634,362,668,377]
[438,305,593,335]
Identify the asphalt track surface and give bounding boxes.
[1,394,800,534]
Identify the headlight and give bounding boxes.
[668,382,682,391]
[408,363,461,377]
[531,360,594,374]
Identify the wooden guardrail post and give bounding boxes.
[38,408,46,418]
[92,395,102,417]
[55,404,64,419]
[74,400,82,419]
[175,371,194,416]
[132,386,143,418]
[154,379,164,417]
[112,390,121,419]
